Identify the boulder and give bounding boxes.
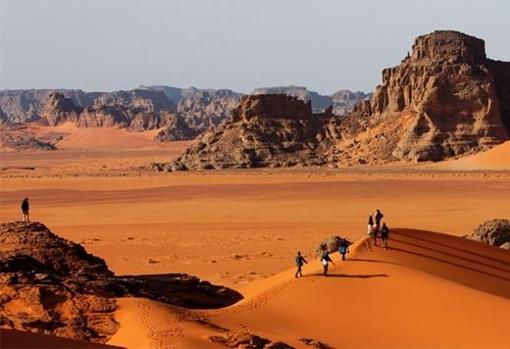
[467,219,510,248]
[316,236,352,256]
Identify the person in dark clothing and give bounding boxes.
[321,251,334,276]
[294,251,308,278]
[375,209,384,229]
[368,214,374,231]
[368,213,378,246]
[380,223,389,249]
[21,198,30,223]
[338,239,349,261]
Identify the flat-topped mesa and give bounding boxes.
[232,94,313,122]
[340,30,510,163]
[409,30,486,65]
[159,94,338,171]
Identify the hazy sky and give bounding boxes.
[1,0,509,94]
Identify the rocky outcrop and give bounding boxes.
[467,219,510,249]
[0,89,97,124]
[0,123,64,151]
[162,94,339,171]
[0,222,242,343]
[316,236,352,256]
[176,88,241,130]
[338,30,510,163]
[252,86,368,115]
[39,91,176,131]
[209,331,294,348]
[154,115,200,141]
[41,93,82,126]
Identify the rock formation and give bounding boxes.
[0,123,63,151]
[209,331,294,348]
[252,85,368,115]
[0,86,367,145]
[0,222,242,343]
[161,94,339,171]
[41,93,83,126]
[159,30,510,170]
[337,30,510,163]
[466,219,510,250]
[316,236,352,256]
[40,91,176,131]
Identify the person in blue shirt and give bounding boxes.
[338,239,349,261]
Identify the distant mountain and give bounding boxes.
[0,85,369,147]
[251,85,369,115]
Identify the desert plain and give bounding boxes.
[1,125,510,348]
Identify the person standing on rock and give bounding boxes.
[294,251,308,278]
[21,197,30,223]
[338,239,349,261]
[380,223,389,249]
[321,251,334,276]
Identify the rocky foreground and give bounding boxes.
[155,30,510,171]
[0,222,242,343]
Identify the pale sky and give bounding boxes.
[0,0,509,94]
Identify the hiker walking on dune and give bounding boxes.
[321,251,334,276]
[338,239,349,261]
[367,213,374,235]
[375,209,384,229]
[295,251,308,278]
[21,198,30,223]
[380,223,389,249]
[368,213,378,246]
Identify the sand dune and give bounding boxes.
[436,141,510,171]
[38,123,173,150]
[106,229,510,348]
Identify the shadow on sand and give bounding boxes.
[305,273,389,279]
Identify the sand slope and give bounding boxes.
[436,140,510,171]
[109,229,510,348]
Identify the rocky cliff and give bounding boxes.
[337,30,510,163]
[0,222,242,343]
[155,94,338,171]
[156,31,510,170]
[40,91,177,130]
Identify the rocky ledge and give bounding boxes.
[0,222,242,343]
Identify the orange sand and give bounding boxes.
[108,230,510,348]
[434,140,510,171]
[1,129,510,347]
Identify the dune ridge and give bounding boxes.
[106,228,510,348]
